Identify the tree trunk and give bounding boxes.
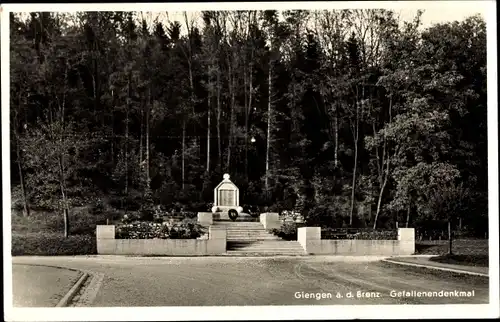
[14,94,30,217]
[216,72,222,171]
[125,76,130,195]
[15,133,30,217]
[59,63,70,237]
[111,90,115,165]
[227,64,234,170]
[245,58,253,180]
[207,93,211,173]
[182,120,186,190]
[373,174,387,229]
[139,103,144,168]
[146,88,150,189]
[406,202,411,228]
[373,96,392,229]
[58,154,70,238]
[349,100,359,226]
[265,59,272,199]
[448,219,453,255]
[334,106,339,168]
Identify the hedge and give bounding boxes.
[115,219,206,239]
[270,223,398,241]
[322,228,398,240]
[12,233,97,256]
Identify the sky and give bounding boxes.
[6,1,489,30]
[149,2,488,34]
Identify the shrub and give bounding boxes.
[168,219,205,239]
[115,222,168,239]
[12,207,120,236]
[321,228,397,240]
[12,233,97,256]
[269,221,299,241]
[115,218,205,239]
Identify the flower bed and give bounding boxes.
[115,219,205,239]
[321,228,398,240]
[269,221,304,241]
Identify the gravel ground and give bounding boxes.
[11,256,489,307]
[12,264,82,307]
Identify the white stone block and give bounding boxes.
[397,228,415,242]
[260,212,281,230]
[96,225,115,239]
[209,225,227,240]
[198,212,213,225]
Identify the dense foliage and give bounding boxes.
[10,10,487,237]
[115,218,205,239]
[11,233,97,255]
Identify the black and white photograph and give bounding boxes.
[2,1,498,321]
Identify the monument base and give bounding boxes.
[212,205,244,214]
[213,212,259,222]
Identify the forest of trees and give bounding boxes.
[10,10,488,236]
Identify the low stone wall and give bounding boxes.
[298,227,415,256]
[260,212,281,230]
[96,225,226,256]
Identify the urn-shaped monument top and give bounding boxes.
[212,174,243,213]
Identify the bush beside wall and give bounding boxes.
[115,219,206,239]
[12,233,97,256]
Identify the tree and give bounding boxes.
[9,10,487,239]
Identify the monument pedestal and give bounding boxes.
[211,174,244,217]
[213,212,259,222]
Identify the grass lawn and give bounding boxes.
[415,239,489,255]
[12,264,83,307]
[11,207,105,256]
[415,239,489,268]
[429,254,489,267]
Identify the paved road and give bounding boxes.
[12,256,489,306]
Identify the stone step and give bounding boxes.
[225,251,306,256]
[227,232,276,235]
[226,227,267,233]
[226,247,304,250]
[227,236,280,241]
[227,236,275,238]
[229,248,304,252]
[217,223,263,225]
[231,240,302,248]
[227,241,302,247]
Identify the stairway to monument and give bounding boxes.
[213,218,306,256]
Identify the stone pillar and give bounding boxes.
[297,227,321,253]
[96,225,115,239]
[197,212,213,226]
[96,225,116,255]
[207,225,227,254]
[260,213,281,230]
[397,228,415,255]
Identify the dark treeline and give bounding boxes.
[10,10,487,235]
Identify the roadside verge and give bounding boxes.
[382,256,489,277]
[12,263,89,307]
[56,271,89,307]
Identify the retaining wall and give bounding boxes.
[96,225,226,255]
[297,227,415,256]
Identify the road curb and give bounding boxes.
[382,259,489,277]
[56,272,89,307]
